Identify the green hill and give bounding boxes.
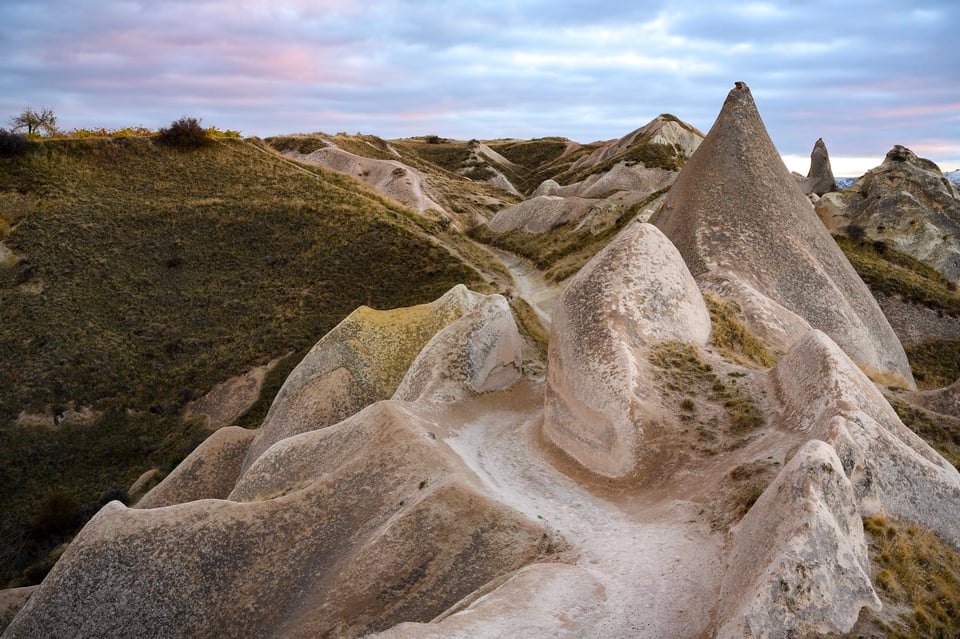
[0,136,482,586]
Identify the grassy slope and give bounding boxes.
[834,235,960,390]
[0,137,481,586]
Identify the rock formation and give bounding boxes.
[543,221,711,478]
[796,137,837,196]
[242,285,483,469]
[815,145,960,282]
[653,82,915,389]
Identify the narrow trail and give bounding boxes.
[417,384,724,638]
[489,248,563,330]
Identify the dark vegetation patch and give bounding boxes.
[0,136,481,586]
[861,516,960,638]
[834,234,960,317]
[483,138,599,193]
[157,117,211,150]
[469,189,668,282]
[904,339,960,390]
[889,397,960,469]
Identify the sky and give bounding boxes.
[1,0,958,176]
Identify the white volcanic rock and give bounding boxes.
[716,440,880,638]
[770,330,960,548]
[285,144,445,213]
[814,145,960,282]
[242,285,483,469]
[4,401,557,639]
[543,222,711,478]
[575,163,677,200]
[568,115,704,172]
[486,195,599,234]
[372,563,606,638]
[135,426,256,508]
[393,295,522,404]
[654,82,915,389]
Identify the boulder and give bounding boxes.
[543,221,711,478]
[653,82,915,389]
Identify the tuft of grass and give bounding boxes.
[862,516,960,638]
[904,339,960,390]
[509,297,549,361]
[649,342,765,440]
[0,136,482,586]
[703,292,777,368]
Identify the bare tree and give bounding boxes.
[10,107,58,136]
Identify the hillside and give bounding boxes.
[0,136,483,587]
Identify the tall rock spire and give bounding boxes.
[653,82,914,389]
[803,137,837,195]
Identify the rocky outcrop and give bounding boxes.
[285,144,445,214]
[543,222,711,478]
[717,441,879,638]
[4,401,556,639]
[770,330,960,548]
[0,588,36,635]
[815,145,960,282]
[653,82,915,389]
[486,195,599,234]
[393,295,522,404]
[242,285,483,469]
[566,115,704,173]
[135,426,256,508]
[796,137,837,196]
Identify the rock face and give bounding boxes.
[815,145,960,282]
[717,441,879,638]
[242,285,483,469]
[393,295,522,404]
[543,222,711,478]
[135,426,256,509]
[797,137,837,196]
[285,144,445,214]
[653,82,915,389]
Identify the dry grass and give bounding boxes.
[0,136,482,587]
[703,292,777,368]
[862,516,960,638]
[888,398,960,469]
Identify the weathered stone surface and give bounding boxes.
[5,401,556,639]
[393,295,522,404]
[135,426,256,509]
[127,468,162,500]
[716,440,880,638]
[770,330,960,548]
[242,285,483,469]
[486,195,599,234]
[654,82,915,389]
[371,563,606,638]
[543,221,711,478]
[182,357,284,430]
[0,587,37,635]
[285,144,445,214]
[814,145,960,283]
[567,115,704,172]
[874,290,960,347]
[796,137,837,196]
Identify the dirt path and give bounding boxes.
[416,382,724,638]
[490,248,563,330]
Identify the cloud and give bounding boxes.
[0,0,956,168]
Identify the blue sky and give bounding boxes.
[1,0,957,174]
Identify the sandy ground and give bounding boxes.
[409,377,724,638]
[493,247,564,330]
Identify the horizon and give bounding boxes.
[2,1,958,173]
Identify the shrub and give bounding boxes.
[0,128,30,157]
[157,117,210,150]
